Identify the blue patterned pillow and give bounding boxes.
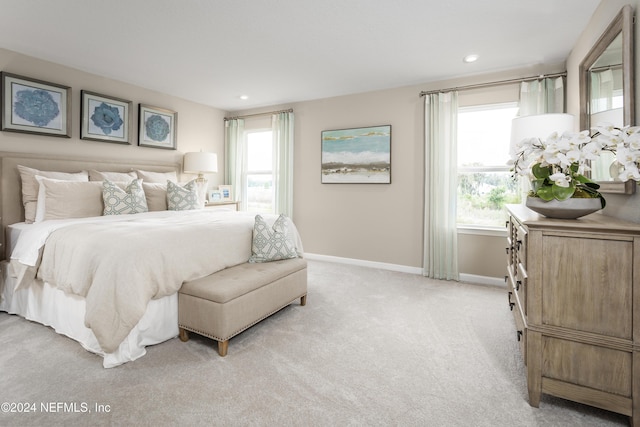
[167,180,200,211]
[102,178,148,215]
[249,214,298,263]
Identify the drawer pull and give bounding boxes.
[517,330,523,341]
[505,247,510,255]
[510,302,515,311]
[504,275,508,283]
[516,280,522,291]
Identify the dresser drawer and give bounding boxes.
[515,262,527,316]
[515,224,527,269]
[510,290,526,363]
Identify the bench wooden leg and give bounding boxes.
[300,295,307,306]
[178,328,189,342]
[218,340,229,357]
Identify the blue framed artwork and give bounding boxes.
[138,104,177,150]
[81,90,132,144]
[321,125,391,183]
[1,72,71,138]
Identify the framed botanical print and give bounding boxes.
[1,72,71,137]
[138,104,177,149]
[80,90,132,144]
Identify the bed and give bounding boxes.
[0,153,302,367]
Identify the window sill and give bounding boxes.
[457,226,507,237]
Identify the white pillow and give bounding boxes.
[35,177,103,221]
[18,165,89,223]
[135,169,177,183]
[89,170,137,182]
[167,180,200,211]
[102,179,148,215]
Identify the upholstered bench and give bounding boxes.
[177,258,307,356]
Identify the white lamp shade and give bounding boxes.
[184,152,218,174]
[591,107,623,128]
[510,113,574,157]
[510,113,575,145]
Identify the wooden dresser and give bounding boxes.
[505,204,640,425]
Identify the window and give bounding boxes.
[244,130,275,214]
[457,102,521,228]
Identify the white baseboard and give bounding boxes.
[458,273,506,288]
[304,253,505,287]
[304,253,422,275]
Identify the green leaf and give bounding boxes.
[531,164,550,179]
[574,174,600,189]
[552,183,576,200]
[536,185,555,201]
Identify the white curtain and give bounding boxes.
[590,69,616,114]
[518,76,565,116]
[272,112,294,218]
[423,92,459,281]
[224,118,245,209]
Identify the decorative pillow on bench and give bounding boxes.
[249,214,299,263]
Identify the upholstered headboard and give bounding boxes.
[0,152,181,259]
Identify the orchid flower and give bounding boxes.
[549,172,571,188]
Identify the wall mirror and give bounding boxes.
[579,4,635,194]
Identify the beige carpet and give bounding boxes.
[0,260,630,426]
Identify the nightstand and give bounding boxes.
[205,201,239,211]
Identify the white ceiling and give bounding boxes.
[0,0,601,111]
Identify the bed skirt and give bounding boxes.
[0,261,178,368]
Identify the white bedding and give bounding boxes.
[0,263,177,368]
[7,222,29,255]
[2,209,303,367]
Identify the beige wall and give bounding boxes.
[566,0,640,223]
[238,1,640,277]
[0,48,226,187]
[7,6,625,281]
[236,65,563,278]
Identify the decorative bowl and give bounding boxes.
[525,197,602,219]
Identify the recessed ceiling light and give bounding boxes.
[239,95,249,100]
[463,54,479,63]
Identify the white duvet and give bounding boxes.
[10,210,302,353]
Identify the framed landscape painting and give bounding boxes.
[138,104,177,149]
[321,125,391,183]
[81,90,132,144]
[1,72,71,137]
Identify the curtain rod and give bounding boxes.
[418,72,567,97]
[590,63,622,73]
[224,108,293,121]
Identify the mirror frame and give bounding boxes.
[579,4,635,194]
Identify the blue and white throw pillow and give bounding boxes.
[249,214,298,263]
[102,178,148,215]
[167,180,200,211]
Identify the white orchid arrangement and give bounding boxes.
[509,129,608,206]
[592,124,640,181]
[510,124,640,207]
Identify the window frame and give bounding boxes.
[456,101,520,233]
[243,128,275,214]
